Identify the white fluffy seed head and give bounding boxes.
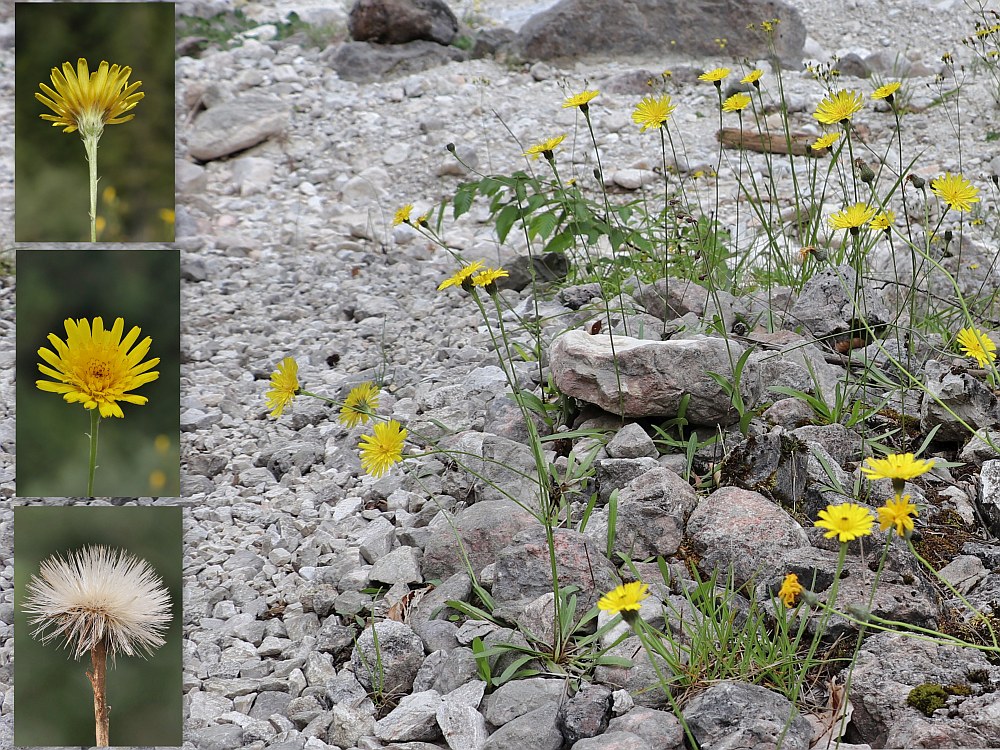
[22,545,172,660]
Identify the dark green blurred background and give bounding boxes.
[16,249,180,497]
[15,2,175,242]
[14,505,183,746]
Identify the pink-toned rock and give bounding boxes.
[491,526,618,616]
[686,486,809,587]
[548,330,755,426]
[422,500,536,580]
[613,467,697,559]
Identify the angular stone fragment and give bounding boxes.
[921,359,1000,441]
[789,264,891,345]
[683,681,813,750]
[549,329,754,425]
[188,95,290,162]
[686,486,809,587]
[613,467,697,559]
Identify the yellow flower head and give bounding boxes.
[699,67,731,84]
[956,327,997,367]
[869,211,895,232]
[861,452,934,496]
[438,261,485,291]
[931,173,980,213]
[340,382,380,428]
[563,89,599,110]
[828,202,877,232]
[393,204,413,226]
[811,132,842,152]
[524,134,566,160]
[778,573,804,607]
[632,94,676,132]
[471,267,509,291]
[36,58,144,138]
[36,316,160,419]
[872,81,901,100]
[813,89,864,125]
[722,92,752,113]
[741,69,764,85]
[815,503,875,543]
[597,581,649,616]
[265,357,300,418]
[359,419,407,478]
[878,494,918,537]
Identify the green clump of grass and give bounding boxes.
[177,10,344,53]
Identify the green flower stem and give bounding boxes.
[543,156,625,421]
[633,619,699,749]
[809,595,999,654]
[87,409,101,497]
[473,288,568,648]
[789,543,848,706]
[83,133,100,242]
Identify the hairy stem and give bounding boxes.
[87,410,100,497]
[83,133,100,242]
[87,638,110,746]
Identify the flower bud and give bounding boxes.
[855,158,875,184]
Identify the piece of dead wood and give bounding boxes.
[807,678,853,749]
[718,127,824,157]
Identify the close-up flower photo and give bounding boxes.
[16,249,179,497]
[14,505,182,747]
[14,2,174,241]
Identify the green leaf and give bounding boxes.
[593,655,637,668]
[495,203,521,243]
[529,211,559,240]
[479,176,504,195]
[543,231,575,255]
[496,654,539,685]
[453,184,476,218]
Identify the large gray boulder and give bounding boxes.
[549,330,755,426]
[613,467,698,559]
[846,631,1000,748]
[187,94,290,162]
[421,500,537,580]
[515,0,805,67]
[351,620,426,696]
[491,526,618,618]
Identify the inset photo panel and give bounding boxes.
[15,2,175,242]
[16,249,180,498]
[14,505,183,747]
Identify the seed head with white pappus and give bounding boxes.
[22,545,172,660]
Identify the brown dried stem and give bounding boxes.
[86,638,110,747]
